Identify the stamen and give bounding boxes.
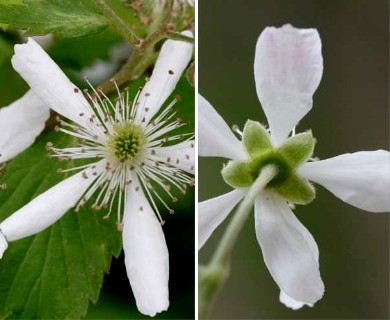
[50,81,194,226]
[232,124,243,137]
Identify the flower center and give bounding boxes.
[221,120,317,204]
[249,151,290,186]
[107,123,147,161]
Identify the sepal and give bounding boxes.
[221,161,254,188]
[242,120,273,158]
[270,172,315,205]
[278,131,315,168]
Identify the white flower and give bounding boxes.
[0,32,194,317]
[199,24,390,309]
[0,90,50,166]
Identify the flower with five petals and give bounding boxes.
[0,32,194,317]
[199,24,390,309]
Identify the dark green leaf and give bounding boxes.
[0,0,109,38]
[0,33,29,105]
[0,131,122,319]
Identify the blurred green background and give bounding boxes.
[0,28,195,319]
[199,0,389,319]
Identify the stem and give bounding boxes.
[95,0,139,44]
[97,30,165,94]
[97,30,193,95]
[161,0,174,25]
[199,164,278,319]
[165,32,194,43]
[95,0,193,95]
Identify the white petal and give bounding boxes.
[0,164,101,242]
[277,192,319,310]
[254,192,324,304]
[123,177,169,317]
[151,140,195,174]
[198,94,246,160]
[280,291,313,310]
[298,150,390,213]
[0,230,7,259]
[11,38,94,127]
[199,189,246,249]
[136,31,193,125]
[254,24,323,145]
[0,90,49,163]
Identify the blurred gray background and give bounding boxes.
[198,0,389,319]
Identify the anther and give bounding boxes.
[116,221,123,231]
[232,124,243,136]
[46,142,54,150]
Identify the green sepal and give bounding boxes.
[221,161,254,188]
[278,131,315,168]
[269,172,315,205]
[242,120,273,158]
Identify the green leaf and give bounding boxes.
[0,0,109,38]
[0,131,122,319]
[0,0,24,4]
[0,34,29,105]
[47,30,123,70]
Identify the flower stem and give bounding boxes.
[94,0,140,45]
[199,164,277,319]
[97,29,193,95]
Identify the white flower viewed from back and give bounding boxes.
[0,32,194,317]
[199,24,390,309]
